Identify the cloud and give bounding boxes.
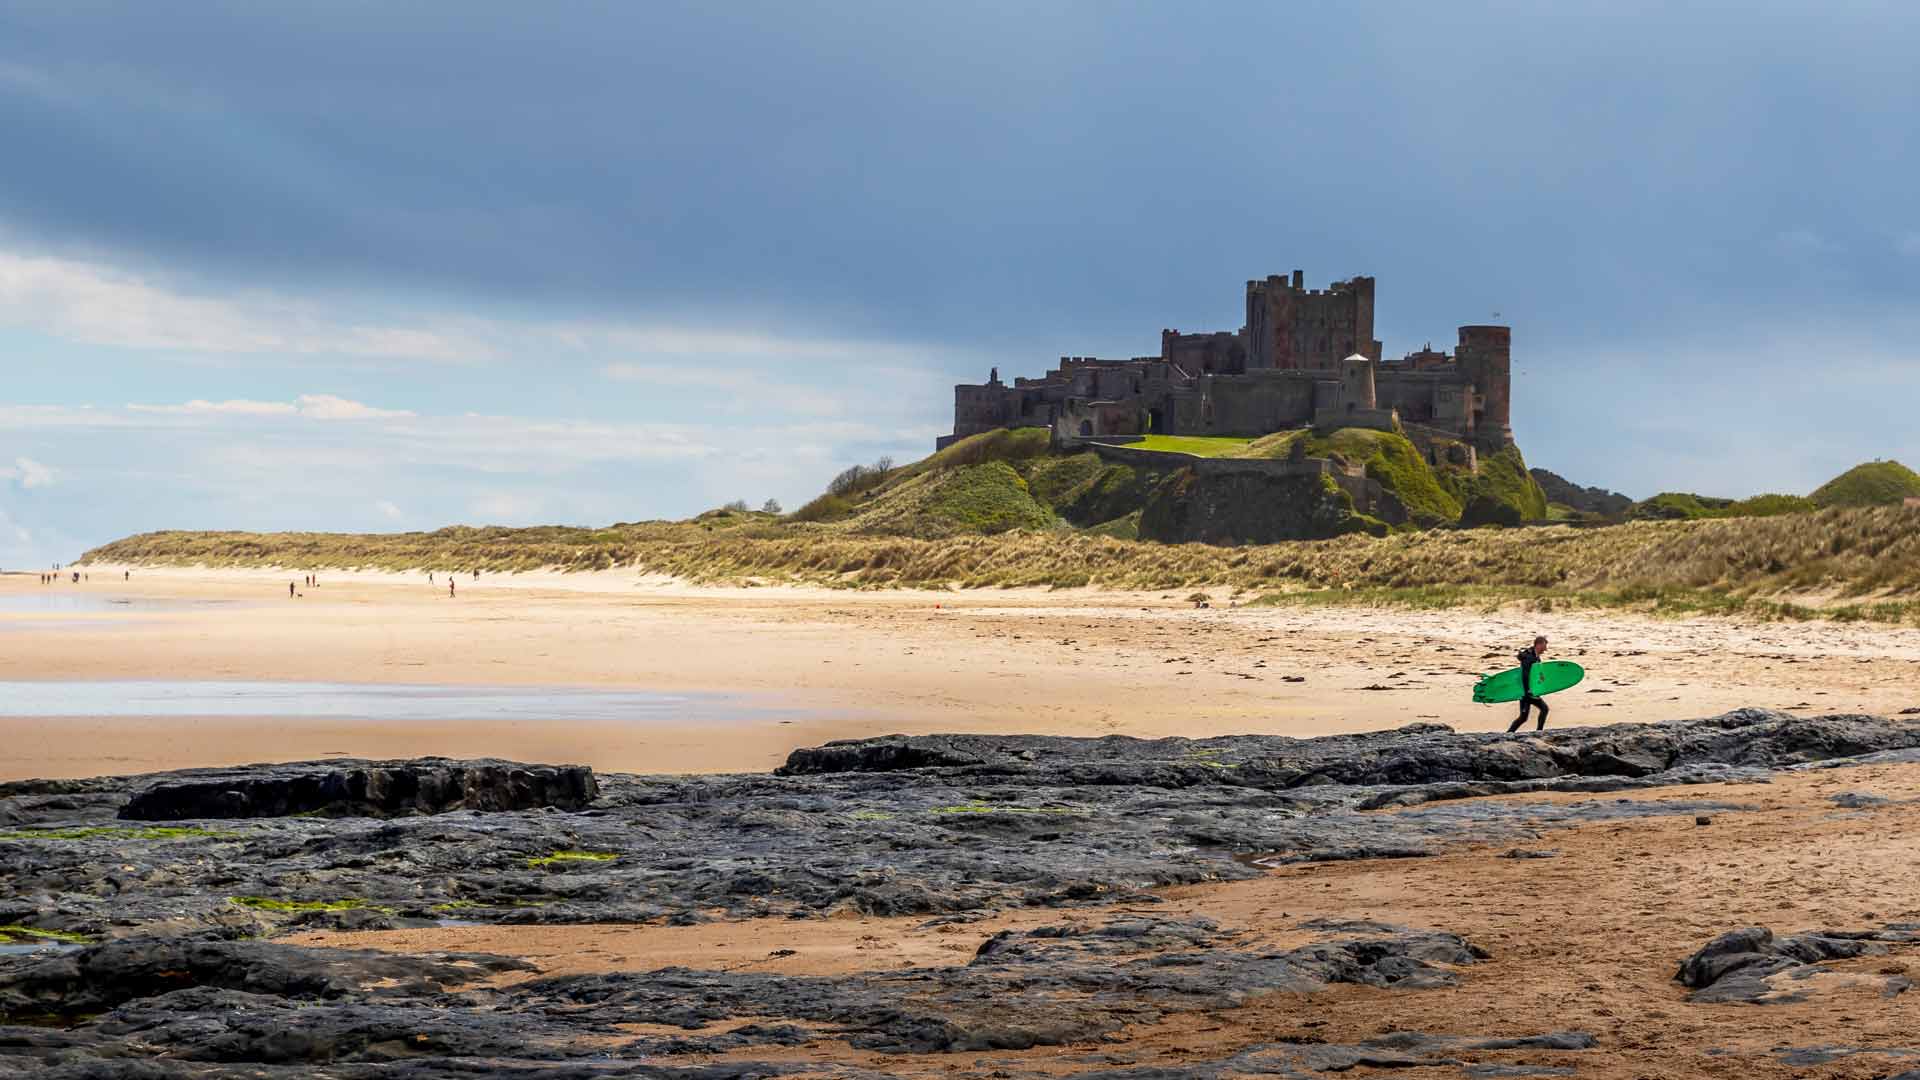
[126,394,415,420]
[1900,232,1920,257]
[0,507,32,547]
[469,492,544,522]
[127,399,296,417]
[374,499,404,520]
[0,245,984,416]
[0,249,487,362]
[1773,228,1838,256]
[599,361,854,417]
[11,457,56,489]
[291,394,415,420]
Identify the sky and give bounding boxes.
[2,1,1919,565]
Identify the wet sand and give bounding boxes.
[5,565,1920,780]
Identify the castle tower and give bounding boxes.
[1455,325,1512,447]
[1244,272,1379,370]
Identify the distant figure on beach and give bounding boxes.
[289,581,296,598]
[1507,635,1551,732]
[449,579,456,598]
[124,570,129,581]
[72,572,78,583]
[428,572,434,584]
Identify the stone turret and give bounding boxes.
[1455,325,1513,448]
[1312,354,1397,432]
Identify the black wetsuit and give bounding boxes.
[1507,647,1549,732]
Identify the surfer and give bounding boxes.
[1507,635,1551,732]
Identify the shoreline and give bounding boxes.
[4,566,1918,781]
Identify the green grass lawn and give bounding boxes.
[1128,435,1254,457]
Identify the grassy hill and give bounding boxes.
[1631,492,1814,521]
[780,427,1549,543]
[1624,459,1918,522]
[1809,460,1920,508]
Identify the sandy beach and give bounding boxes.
[6,565,1919,780]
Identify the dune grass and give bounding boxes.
[81,504,1920,622]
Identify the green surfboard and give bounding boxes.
[1472,660,1585,704]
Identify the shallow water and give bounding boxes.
[0,942,83,957]
[0,594,232,613]
[0,680,798,722]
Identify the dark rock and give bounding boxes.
[118,758,597,820]
[779,708,1920,788]
[0,937,532,1019]
[9,708,1917,1076]
[1677,925,1910,1003]
[1,709,1900,944]
[0,920,1502,1073]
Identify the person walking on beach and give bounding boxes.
[1507,635,1551,732]
[289,581,296,598]
[448,578,455,598]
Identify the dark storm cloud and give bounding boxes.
[5,2,1912,351]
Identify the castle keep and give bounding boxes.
[941,271,1512,458]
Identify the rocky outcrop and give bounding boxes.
[0,710,1907,946]
[0,937,532,1020]
[0,919,1517,1073]
[1677,925,1918,1003]
[6,709,1920,1077]
[779,708,1920,785]
[1137,469,1375,544]
[118,758,597,820]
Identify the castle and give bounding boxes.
[940,271,1512,462]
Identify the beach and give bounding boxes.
[5,565,1919,780]
[11,566,1920,1076]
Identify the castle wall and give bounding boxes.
[951,385,1012,438]
[1195,373,1318,435]
[1160,329,1247,376]
[1374,369,1476,428]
